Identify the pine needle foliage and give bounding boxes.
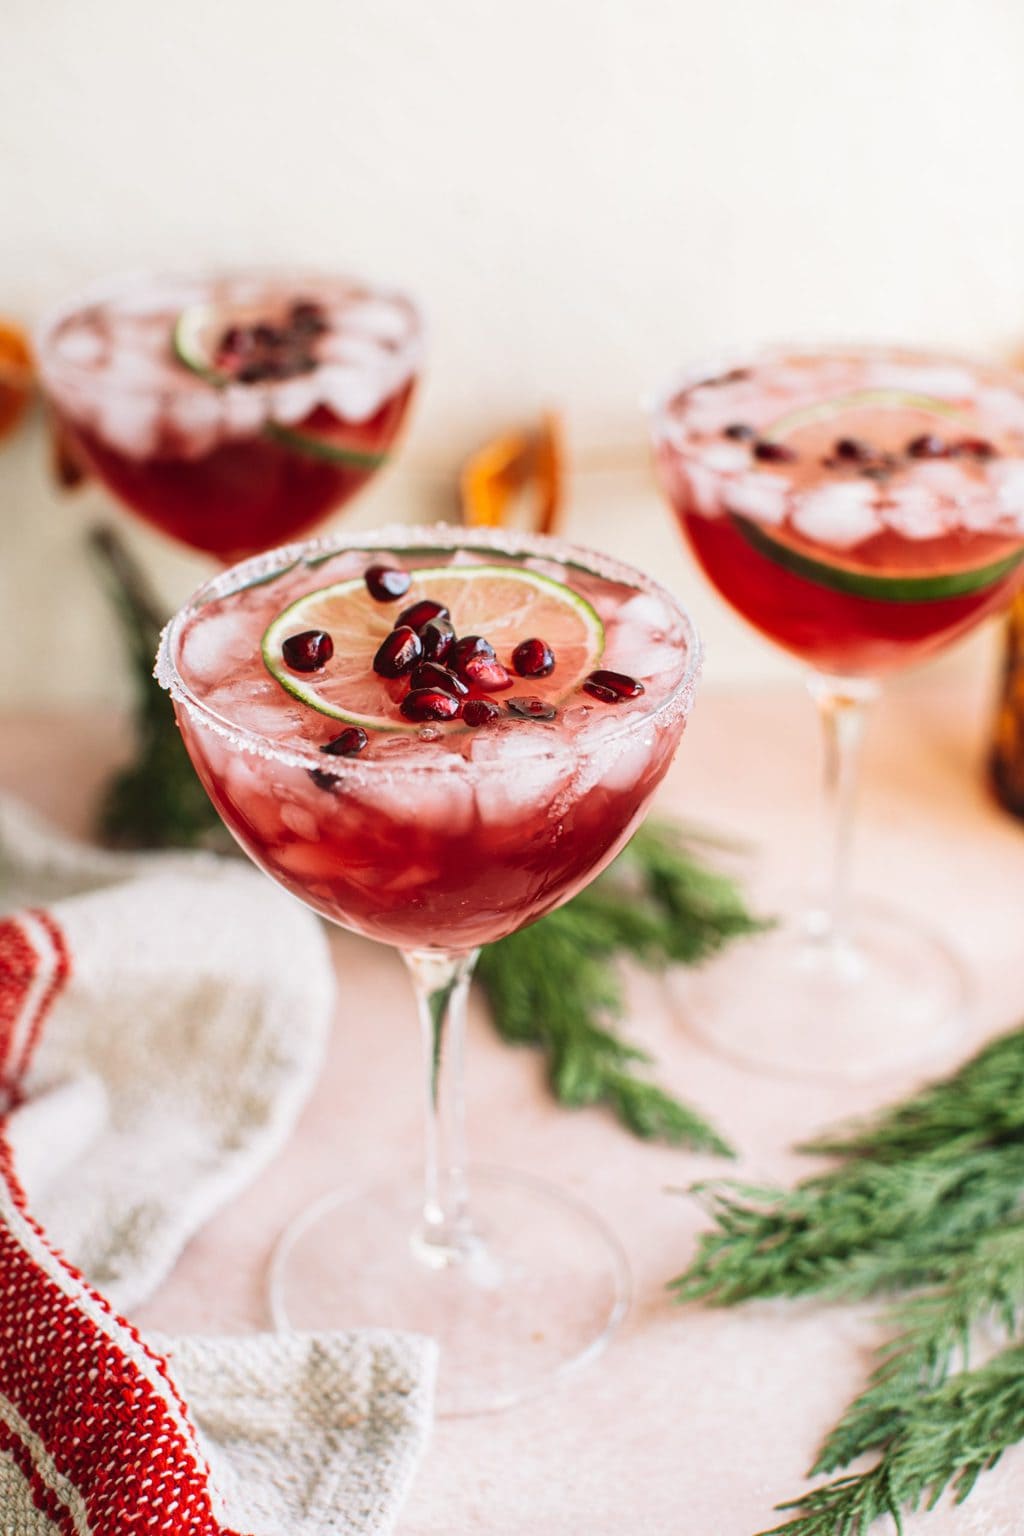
[671,1023,1024,1535]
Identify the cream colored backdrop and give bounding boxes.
[2,0,1023,704]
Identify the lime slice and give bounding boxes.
[172,304,388,471]
[762,389,966,443]
[731,513,1024,603]
[172,303,233,385]
[261,564,606,728]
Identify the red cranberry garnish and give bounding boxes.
[955,437,997,459]
[724,422,755,441]
[463,699,500,727]
[834,437,872,462]
[461,655,513,692]
[364,564,412,602]
[753,441,797,464]
[400,688,462,722]
[397,598,450,630]
[419,618,455,664]
[907,434,948,458]
[410,662,468,696]
[282,630,334,672]
[451,634,495,674]
[506,696,557,720]
[582,669,645,702]
[512,638,555,678]
[373,626,422,678]
[321,727,368,757]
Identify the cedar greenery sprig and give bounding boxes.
[671,1023,1024,1536]
[477,820,767,1154]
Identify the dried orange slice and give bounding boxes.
[460,411,564,534]
[0,321,33,446]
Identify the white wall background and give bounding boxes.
[3,0,1024,706]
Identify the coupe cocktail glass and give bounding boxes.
[37,269,421,562]
[651,346,1024,1079]
[157,523,700,1413]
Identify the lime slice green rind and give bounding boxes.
[264,422,387,470]
[172,305,228,386]
[731,514,1024,603]
[261,565,606,730]
[763,390,968,443]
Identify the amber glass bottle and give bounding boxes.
[991,592,1024,818]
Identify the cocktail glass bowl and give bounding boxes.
[157,523,701,1413]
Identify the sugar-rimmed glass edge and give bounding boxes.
[156,521,702,778]
[646,340,1024,465]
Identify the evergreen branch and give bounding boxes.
[477,822,768,1154]
[802,1024,1024,1164]
[673,1142,1024,1305]
[89,527,231,851]
[760,1342,1024,1536]
[814,1222,1024,1473]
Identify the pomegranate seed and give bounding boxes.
[308,768,340,793]
[397,598,449,630]
[907,434,948,458]
[506,696,556,720]
[461,655,513,692]
[463,699,500,727]
[321,727,368,757]
[410,662,468,696]
[955,436,997,459]
[583,669,645,702]
[451,634,495,674]
[419,618,455,664]
[290,299,329,335]
[373,626,422,678]
[282,630,334,672]
[512,638,555,678]
[724,422,755,441]
[753,441,797,464]
[364,564,411,602]
[834,437,872,462]
[400,688,461,722]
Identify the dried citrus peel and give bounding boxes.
[460,411,564,534]
[0,321,33,446]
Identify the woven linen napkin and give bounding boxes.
[0,795,436,1536]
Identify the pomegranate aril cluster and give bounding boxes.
[214,298,329,384]
[721,420,1001,480]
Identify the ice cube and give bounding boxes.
[95,392,161,459]
[792,482,881,549]
[574,713,655,796]
[681,463,723,517]
[222,385,267,437]
[977,387,1024,434]
[180,609,254,688]
[343,299,410,344]
[319,364,386,423]
[724,473,789,526]
[880,487,949,541]
[987,460,1024,524]
[869,362,977,399]
[168,390,223,457]
[359,762,476,837]
[280,802,320,842]
[697,441,750,474]
[55,326,105,366]
[470,729,574,826]
[270,377,322,427]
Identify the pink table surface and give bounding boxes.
[3,678,1024,1536]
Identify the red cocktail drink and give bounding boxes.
[650,347,1024,1080]
[654,349,1024,675]
[158,524,699,1413]
[39,272,421,562]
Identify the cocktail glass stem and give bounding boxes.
[403,947,481,1266]
[806,673,880,947]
